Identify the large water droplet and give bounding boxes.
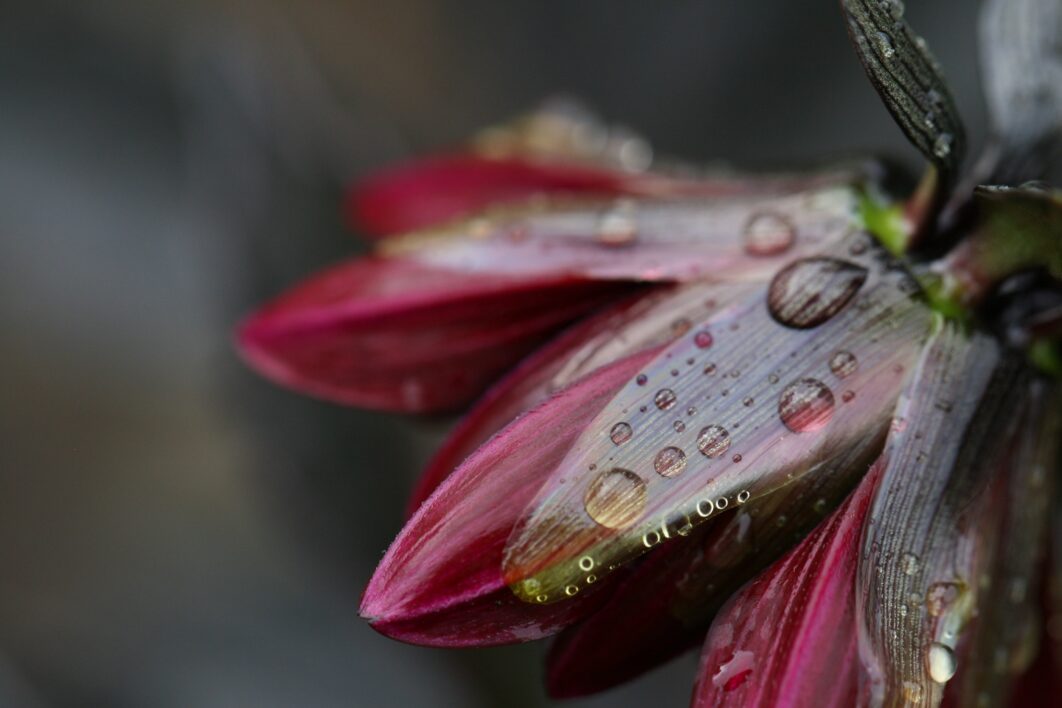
[766,257,868,329]
[609,422,633,445]
[712,650,754,692]
[583,468,648,529]
[654,388,677,410]
[927,643,957,683]
[778,378,836,432]
[596,200,637,247]
[743,211,796,256]
[654,446,687,477]
[829,350,858,378]
[697,425,731,458]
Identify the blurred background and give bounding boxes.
[0,1,985,706]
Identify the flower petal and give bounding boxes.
[500,229,933,604]
[360,348,660,646]
[691,454,884,708]
[857,321,1029,707]
[408,282,764,515]
[546,434,876,698]
[237,257,632,412]
[944,382,1060,707]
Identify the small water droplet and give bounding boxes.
[636,374,648,386]
[767,257,868,329]
[698,425,731,458]
[901,552,920,576]
[813,498,828,514]
[737,490,750,503]
[927,643,957,683]
[673,420,686,433]
[768,373,779,384]
[583,468,648,529]
[694,330,714,349]
[609,422,633,445]
[654,388,677,410]
[670,368,680,377]
[654,446,688,477]
[933,133,953,160]
[744,211,796,256]
[578,556,595,571]
[926,582,960,617]
[704,363,717,376]
[732,453,743,463]
[742,396,754,407]
[842,390,855,402]
[712,650,754,692]
[597,200,637,247]
[671,318,692,337]
[829,350,858,378]
[778,378,836,432]
[876,31,896,59]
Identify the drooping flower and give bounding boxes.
[237,1,1062,705]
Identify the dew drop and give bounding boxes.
[704,363,717,376]
[732,453,743,463]
[829,350,858,378]
[842,390,856,403]
[742,396,754,407]
[901,552,921,576]
[766,257,868,329]
[578,556,595,571]
[583,468,648,529]
[876,31,896,59]
[697,425,732,458]
[673,420,686,433]
[926,582,960,617]
[712,650,755,692]
[636,374,648,386]
[927,643,957,683]
[686,406,697,416]
[743,211,796,256]
[655,388,677,410]
[778,379,835,432]
[609,422,633,445]
[693,330,714,349]
[564,584,579,596]
[596,200,637,247]
[933,133,953,160]
[813,498,828,514]
[654,446,688,477]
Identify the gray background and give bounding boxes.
[0,1,983,706]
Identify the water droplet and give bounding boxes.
[842,390,856,403]
[732,453,743,463]
[654,446,688,477]
[673,420,686,433]
[694,330,714,349]
[698,425,732,458]
[933,133,953,159]
[597,200,637,247]
[778,379,835,432]
[578,556,595,571]
[609,422,633,445]
[636,374,648,386]
[813,498,828,514]
[686,406,697,416]
[829,350,858,378]
[564,584,579,596]
[670,368,680,377]
[768,373,779,384]
[737,490,750,503]
[885,0,906,20]
[704,363,717,376]
[876,31,896,59]
[671,318,692,337]
[767,257,868,329]
[901,552,921,576]
[927,643,957,683]
[712,650,755,692]
[744,211,796,256]
[926,582,961,617]
[583,468,648,529]
[655,388,677,410]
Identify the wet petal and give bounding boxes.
[237,257,631,412]
[501,229,934,604]
[691,455,884,708]
[546,432,877,697]
[382,183,866,284]
[857,322,1029,707]
[945,383,1061,707]
[360,348,659,646]
[408,282,763,514]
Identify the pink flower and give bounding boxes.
[237,2,1062,705]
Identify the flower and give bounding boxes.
[237,1,1062,705]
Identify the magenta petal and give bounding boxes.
[691,457,882,708]
[237,257,632,412]
[360,348,660,646]
[348,155,672,236]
